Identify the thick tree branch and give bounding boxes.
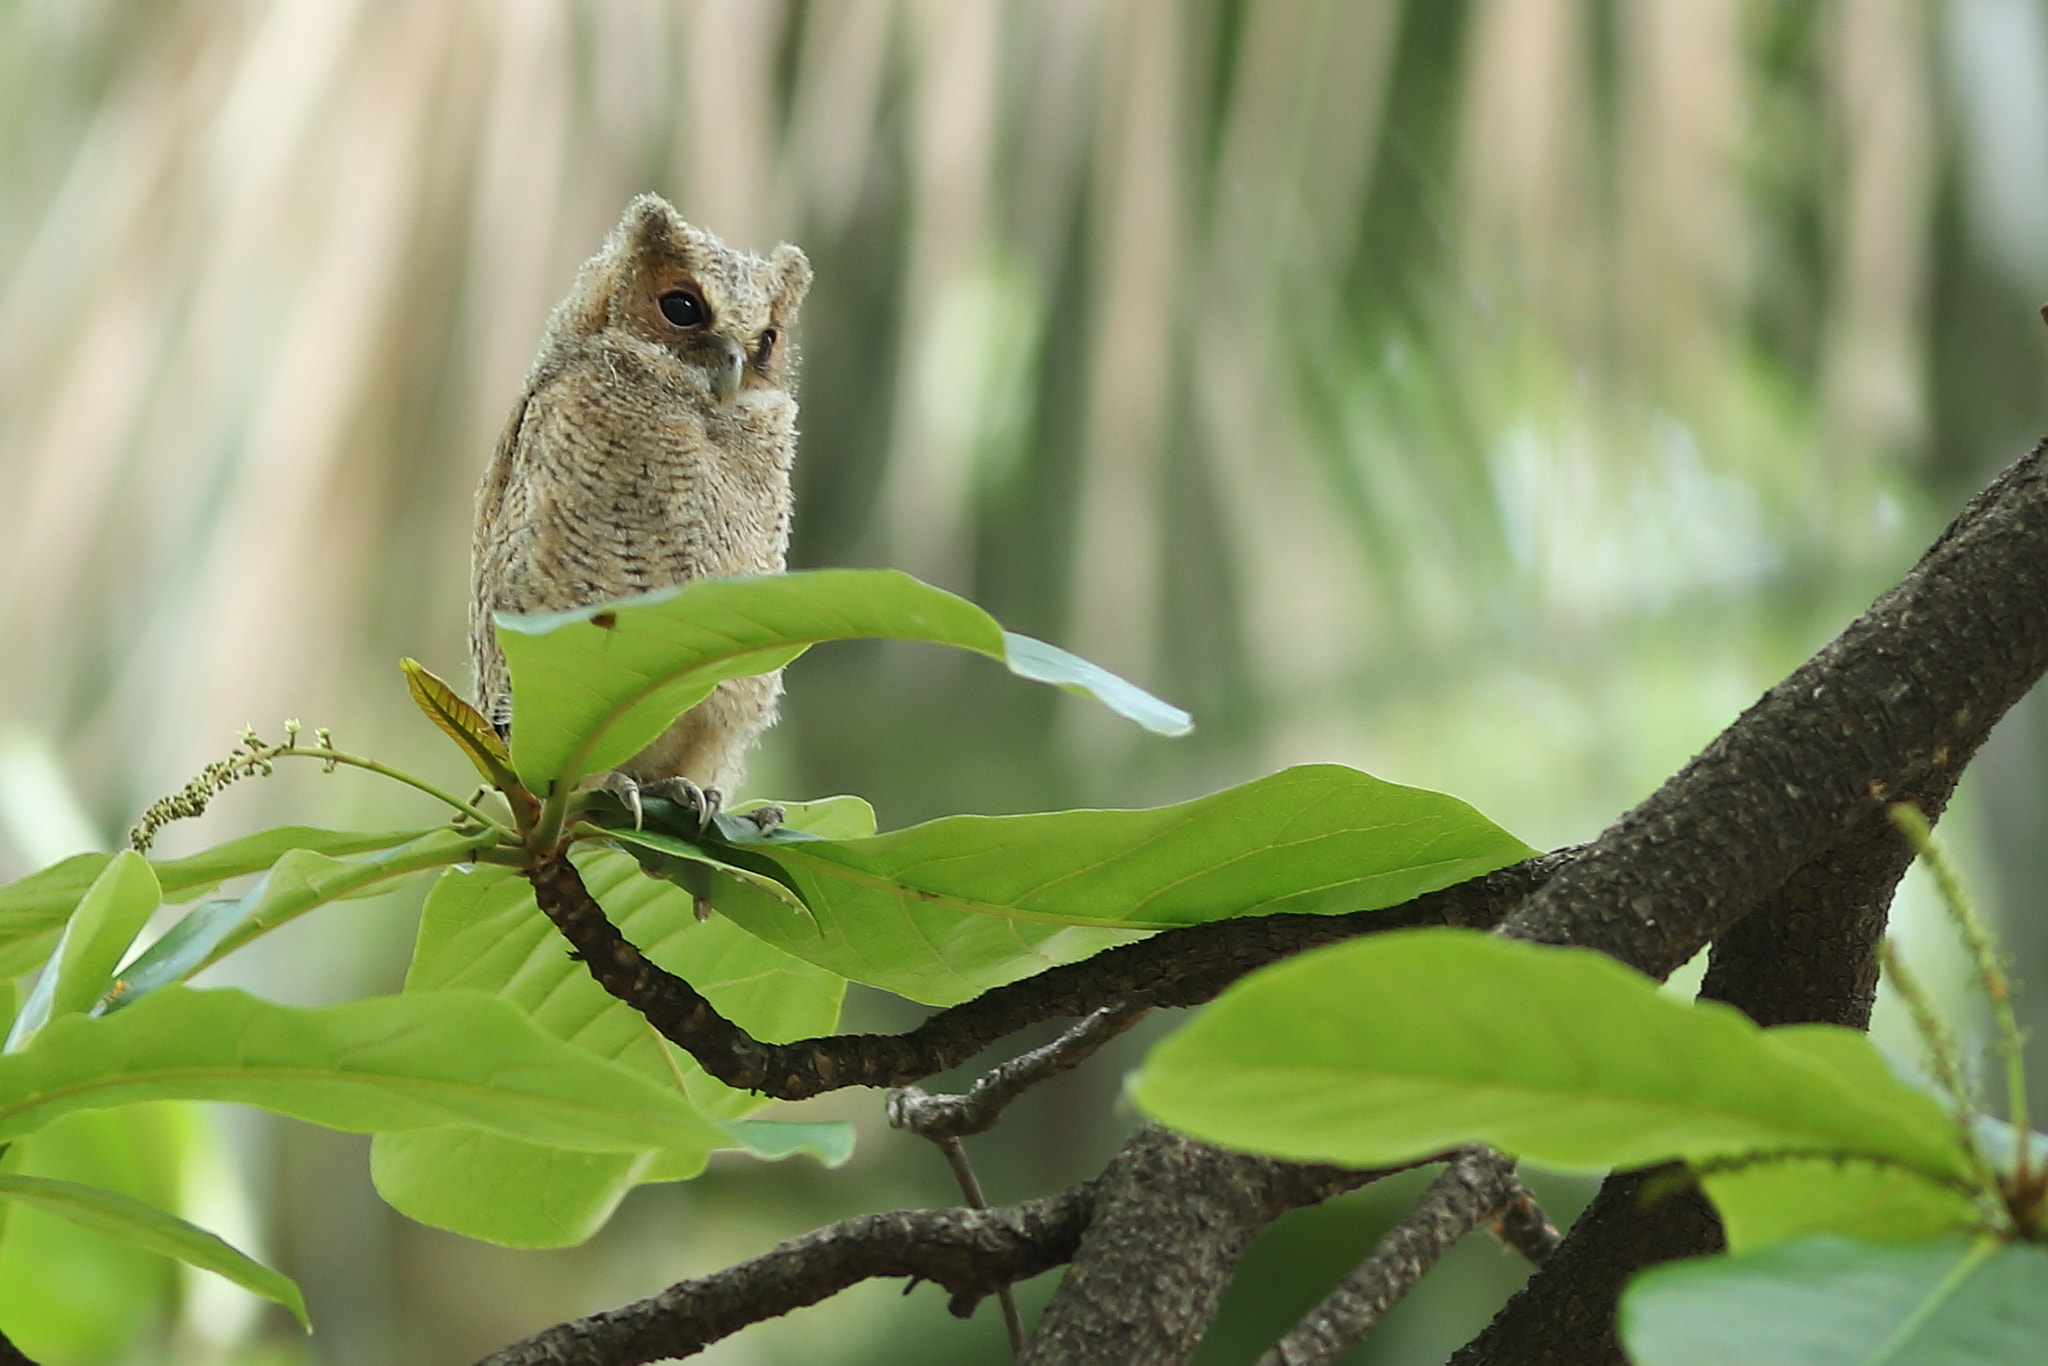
[1500,440,2048,976]
[474,1188,1094,1366]
[1049,443,2048,1366]
[529,849,1572,1099]
[1018,1127,1404,1366]
[1256,1148,1526,1366]
[1451,443,2048,1363]
[1449,803,1937,1366]
[0,1326,38,1366]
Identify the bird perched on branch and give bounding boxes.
[469,194,812,824]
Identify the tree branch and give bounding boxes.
[473,1188,1095,1366]
[1042,443,2048,1366]
[1499,440,2048,976]
[528,849,1572,1099]
[1257,1149,1527,1366]
[1450,443,2048,1362]
[1017,1127,1406,1366]
[0,1326,39,1366]
[888,1004,1151,1140]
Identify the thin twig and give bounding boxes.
[887,1004,1151,1139]
[884,1005,1151,1357]
[474,1188,1094,1366]
[1257,1149,1523,1366]
[1489,1172,1561,1266]
[934,1137,1027,1355]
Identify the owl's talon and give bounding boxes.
[747,803,786,835]
[603,772,646,830]
[644,777,721,835]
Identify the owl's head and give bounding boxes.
[547,194,812,403]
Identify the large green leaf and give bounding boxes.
[1131,930,1970,1178]
[110,826,495,1005]
[498,568,1191,791]
[0,827,439,978]
[0,985,725,1154]
[1620,1237,2048,1365]
[0,1173,307,1327]
[6,853,162,1052]
[371,847,845,1247]
[690,765,1536,1006]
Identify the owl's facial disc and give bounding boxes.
[645,277,744,403]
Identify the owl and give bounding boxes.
[469,194,812,823]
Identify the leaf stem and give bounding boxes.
[1879,938,2006,1224]
[1888,804,2033,1200]
[280,748,518,841]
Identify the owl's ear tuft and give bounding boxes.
[769,244,812,318]
[622,195,684,250]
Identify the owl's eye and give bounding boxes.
[756,328,778,366]
[658,289,706,329]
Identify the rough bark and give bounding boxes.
[477,1190,1095,1365]
[1446,443,2048,1363]
[1259,1149,1532,1366]
[1017,1128,1392,1366]
[1500,442,2048,976]
[1050,443,2048,1365]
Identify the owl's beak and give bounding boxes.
[712,338,744,404]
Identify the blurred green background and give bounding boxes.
[1,1,2046,1362]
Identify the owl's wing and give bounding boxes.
[468,389,533,728]
[472,389,532,546]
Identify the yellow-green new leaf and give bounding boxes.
[401,657,516,789]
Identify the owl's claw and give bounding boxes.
[643,777,722,835]
[602,772,647,830]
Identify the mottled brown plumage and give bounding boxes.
[469,195,811,798]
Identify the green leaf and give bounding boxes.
[0,984,726,1154]
[5,852,161,1052]
[603,826,814,919]
[109,826,495,1005]
[1131,929,1971,1179]
[498,569,1190,792]
[1702,1159,1983,1252]
[0,1106,182,1359]
[0,1173,307,1327]
[0,827,440,978]
[371,850,845,1246]
[1620,1236,2048,1366]
[700,764,1536,1006]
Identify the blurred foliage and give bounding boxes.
[2,1,2047,1362]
